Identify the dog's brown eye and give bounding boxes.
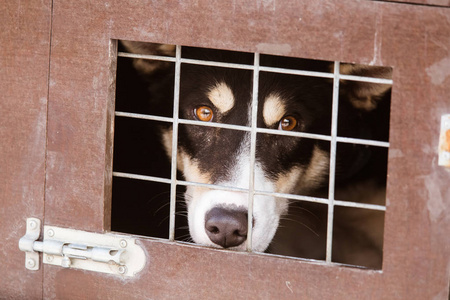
[195,106,213,122]
[278,116,297,131]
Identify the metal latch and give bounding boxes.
[18,218,146,277]
[439,114,450,168]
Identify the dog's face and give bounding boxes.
[120,42,391,253]
[160,62,334,252]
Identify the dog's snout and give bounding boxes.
[205,207,248,248]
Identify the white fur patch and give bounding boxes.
[207,82,235,114]
[186,138,288,252]
[263,93,286,127]
[186,165,287,252]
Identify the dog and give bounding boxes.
[117,41,391,268]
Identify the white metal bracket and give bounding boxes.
[18,218,146,277]
[438,114,450,168]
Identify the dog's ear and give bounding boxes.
[120,41,176,75]
[339,64,392,111]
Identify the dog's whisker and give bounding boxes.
[176,226,190,230]
[146,191,171,205]
[157,215,170,227]
[180,237,194,243]
[287,205,321,221]
[153,201,171,216]
[279,217,320,237]
[175,234,192,241]
[152,199,187,217]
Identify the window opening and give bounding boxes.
[111,41,392,269]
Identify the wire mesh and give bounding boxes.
[113,44,392,267]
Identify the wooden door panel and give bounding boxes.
[0,0,52,298]
[44,0,450,299]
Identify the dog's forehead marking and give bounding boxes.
[263,94,286,127]
[207,82,235,114]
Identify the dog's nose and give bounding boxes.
[205,207,248,248]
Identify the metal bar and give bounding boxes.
[246,53,260,252]
[116,47,391,257]
[333,200,386,211]
[118,51,176,62]
[115,111,174,123]
[325,62,341,263]
[256,190,386,211]
[179,118,251,131]
[179,180,249,193]
[336,136,389,147]
[180,57,254,70]
[113,172,172,184]
[115,111,390,147]
[259,65,334,79]
[115,111,251,131]
[113,171,386,212]
[114,169,388,212]
[254,190,330,205]
[119,51,392,85]
[168,45,182,241]
[256,127,331,141]
[118,51,254,70]
[339,74,393,85]
[258,128,390,147]
[113,172,251,193]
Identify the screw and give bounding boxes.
[27,259,36,268]
[46,255,54,262]
[119,240,127,248]
[47,229,54,237]
[28,220,37,230]
[118,266,127,274]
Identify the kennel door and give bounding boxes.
[0,0,52,298]
[41,0,450,299]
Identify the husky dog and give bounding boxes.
[118,41,391,268]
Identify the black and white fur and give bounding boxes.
[119,41,391,268]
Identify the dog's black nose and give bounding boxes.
[205,207,248,248]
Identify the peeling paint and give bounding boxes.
[256,0,276,11]
[132,26,156,39]
[285,281,293,293]
[369,13,383,66]
[256,43,291,56]
[423,172,448,223]
[388,148,404,159]
[426,57,450,86]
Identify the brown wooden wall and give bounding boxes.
[1,0,449,299]
[0,0,52,298]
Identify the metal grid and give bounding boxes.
[113,45,392,265]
